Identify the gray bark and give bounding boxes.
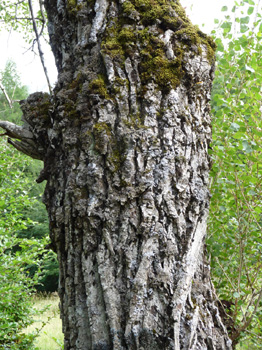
[0,0,232,348]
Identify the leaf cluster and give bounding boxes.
[208,1,262,348]
[0,0,48,44]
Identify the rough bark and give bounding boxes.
[0,0,232,349]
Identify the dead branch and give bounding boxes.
[28,0,52,94]
[38,0,46,37]
[0,120,33,139]
[8,138,43,160]
[0,81,13,108]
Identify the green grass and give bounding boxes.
[25,293,63,350]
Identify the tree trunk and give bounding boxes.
[1,0,232,348]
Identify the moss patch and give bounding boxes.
[138,29,184,90]
[92,122,127,172]
[88,76,110,99]
[101,0,215,93]
[67,0,77,13]
[108,148,123,172]
[64,100,79,119]
[25,93,52,124]
[93,122,112,136]
[121,1,137,16]
[37,93,52,118]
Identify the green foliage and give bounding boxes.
[0,237,42,350]
[0,138,43,349]
[36,251,59,293]
[0,0,48,43]
[0,60,29,124]
[209,1,262,347]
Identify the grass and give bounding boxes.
[25,293,64,350]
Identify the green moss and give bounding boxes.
[66,0,87,16]
[93,122,112,136]
[140,43,183,89]
[175,26,200,46]
[118,27,136,44]
[93,122,112,153]
[68,0,76,7]
[69,73,83,90]
[101,36,125,59]
[137,30,185,90]
[88,76,110,98]
[100,0,215,93]
[123,113,145,129]
[67,0,77,13]
[64,101,78,119]
[172,1,190,24]
[111,78,127,94]
[28,93,51,122]
[101,19,125,61]
[108,140,126,172]
[197,29,217,62]
[122,1,136,16]
[108,148,122,171]
[127,0,171,25]
[38,94,51,115]
[92,123,127,172]
[172,24,217,62]
[115,77,128,86]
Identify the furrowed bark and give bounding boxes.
[1,0,233,348]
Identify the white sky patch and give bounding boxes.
[181,0,235,32]
[0,30,57,93]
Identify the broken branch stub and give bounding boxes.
[0,92,54,162]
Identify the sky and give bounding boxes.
[0,0,235,93]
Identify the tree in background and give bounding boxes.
[0,60,29,124]
[208,1,262,349]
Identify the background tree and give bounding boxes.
[0,60,29,124]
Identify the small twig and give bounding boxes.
[15,0,26,18]
[28,0,52,94]
[0,17,45,22]
[11,84,17,101]
[231,288,262,343]
[245,329,262,340]
[38,0,46,37]
[215,257,236,291]
[0,81,13,108]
